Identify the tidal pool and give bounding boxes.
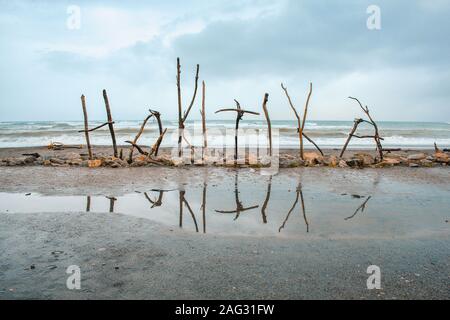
[1,171,448,239]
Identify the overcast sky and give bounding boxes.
[0,0,449,122]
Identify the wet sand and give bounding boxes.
[0,162,449,299]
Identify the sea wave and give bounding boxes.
[0,120,449,149]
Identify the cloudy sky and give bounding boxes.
[0,0,449,122]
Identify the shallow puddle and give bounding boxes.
[1,172,449,239]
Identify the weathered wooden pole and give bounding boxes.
[281,83,316,160]
[261,93,271,156]
[102,89,118,158]
[341,97,384,162]
[215,101,260,163]
[176,58,200,157]
[200,81,207,160]
[128,114,153,163]
[299,83,313,160]
[177,58,183,157]
[149,109,163,156]
[80,94,93,160]
[340,118,363,158]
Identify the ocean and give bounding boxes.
[0,120,449,149]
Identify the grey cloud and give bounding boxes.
[172,0,450,78]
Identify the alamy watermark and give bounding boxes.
[367,5,381,30]
[167,123,280,175]
[66,265,81,290]
[366,265,381,289]
[66,5,81,30]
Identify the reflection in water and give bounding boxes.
[261,176,272,224]
[86,196,91,212]
[215,172,259,220]
[278,182,309,233]
[201,183,207,233]
[144,191,163,208]
[344,196,372,221]
[180,190,199,232]
[3,172,449,238]
[106,196,117,213]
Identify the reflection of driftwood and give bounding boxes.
[80,95,93,160]
[216,100,260,162]
[345,196,372,220]
[279,185,299,232]
[201,183,207,233]
[106,196,117,213]
[179,190,199,232]
[144,191,164,208]
[299,185,309,232]
[177,57,200,157]
[179,191,183,227]
[341,97,384,161]
[261,176,272,223]
[279,183,309,233]
[281,83,321,158]
[215,172,259,220]
[102,90,118,158]
[86,196,91,212]
[261,93,272,156]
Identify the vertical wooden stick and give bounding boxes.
[177,58,183,157]
[201,81,207,160]
[80,95,93,160]
[261,93,271,156]
[234,104,243,162]
[102,89,118,158]
[176,58,200,158]
[281,84,302,159]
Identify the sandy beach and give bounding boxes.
[1,154,449,299]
